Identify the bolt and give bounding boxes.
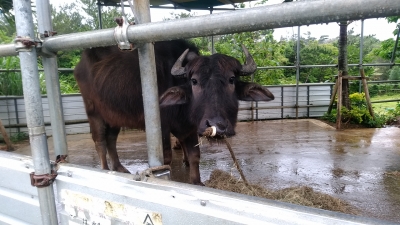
[200,200,207,206]
[115,17,124,26]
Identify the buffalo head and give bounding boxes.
[159,46,274,138]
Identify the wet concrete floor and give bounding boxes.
[12,119,400,223]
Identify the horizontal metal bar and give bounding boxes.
[0,68,75,72]
[18,0,397,55]
[1,62,398,73]
[0,44,17,57]
[2,119,88,129]
[367,80,400,84]
[149,5,236,11]
[258,63,399,70]
[239,104,331,111]
[371,99,400,104]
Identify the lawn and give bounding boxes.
[371,94,400,114]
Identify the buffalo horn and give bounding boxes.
[240,45,257,76]
[171,48,189,76]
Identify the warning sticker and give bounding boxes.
[61,190,162,225]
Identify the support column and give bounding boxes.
[36,0,68,160]
[295,26,300,118]
[13,0,58,224]
[133,0,164,168]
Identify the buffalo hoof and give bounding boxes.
[113,165,130,173]
[193,181,205,186]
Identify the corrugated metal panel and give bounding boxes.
[103,0,251,8]
[0,84,333,136]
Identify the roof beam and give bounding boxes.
[165,0,191,11]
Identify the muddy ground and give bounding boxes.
[7,119,400,223]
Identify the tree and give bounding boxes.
[299,40,338,82]
[162,12,211,55]
[0,0,15,39]
[338,21,351,109]
[215,29,288,85]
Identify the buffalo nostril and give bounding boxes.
[206,120,212,127]
[216,121,227,131]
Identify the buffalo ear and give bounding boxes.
[159,86,188,107]
[237,82,274,101]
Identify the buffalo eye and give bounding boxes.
[229,76,235,84]
[191,78,198,86]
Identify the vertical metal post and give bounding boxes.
[97,0,103,29]
[390,24,400,66]
[36,0,68,159]
[359,19,364,93]
[13,0,58,224]
[295,26,301,118]
[281,86,284,119]
[133,0,163,168]
[14,98,20,133]
[307,85,310,117]
[251,73,254,121]
[210,8,215,54]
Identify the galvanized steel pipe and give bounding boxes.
[0,44,17,56]
[295,26,300,118]
[36,0,68,159]
[12,0,58,224]
[31,0,400,54]
[133,0,164,168]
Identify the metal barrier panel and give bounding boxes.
[0,95,89,136]
[0,84,332,136]
[0,151,42,225]
[1,143,399,224]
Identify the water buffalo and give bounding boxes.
[74,40,274,185]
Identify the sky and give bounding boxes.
[50,0,398,41]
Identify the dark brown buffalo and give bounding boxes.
[74,40,274,185]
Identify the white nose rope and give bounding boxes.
[210,126,217,137]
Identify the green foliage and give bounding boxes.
[215,30,288,85]
[322,92,399,128]
[0,54,23,95]
[59,74,80,94]
[350,92,366,106]
[321,109,337,123]
[299,41,338,82]
[389,67,400,80]
[372,38,400,62]
[0,0,397,96]
[0,0,15,36]
[10,132,29,142]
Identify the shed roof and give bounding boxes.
[99,0,254,10]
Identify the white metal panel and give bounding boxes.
[0,152,42,225]
[0,143,396,225]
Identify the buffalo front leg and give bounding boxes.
[161,130,172,165]
[89,117,110,171]
[106,126,129,173]
[182,133,202,185]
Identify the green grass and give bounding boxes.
[371,94,400,114]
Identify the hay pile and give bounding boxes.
[205,169,358,214]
